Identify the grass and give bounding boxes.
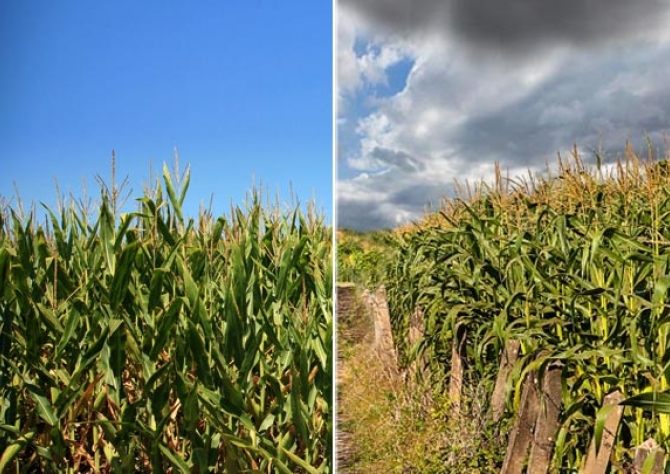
[337,285,506,473]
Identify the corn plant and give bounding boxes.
[336,230,393,288]
[0,163,332,473]
[386,145,670,470]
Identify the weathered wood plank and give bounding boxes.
[633,438,666,474]
[582,390,624,474]
[527,361,563,473]
[491,340,521,423]
[449,324,467,416]
[501,371,540,474]
[362,286,398,369]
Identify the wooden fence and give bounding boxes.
[451,335,666,474]
[336,285,666,472]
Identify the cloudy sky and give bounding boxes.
[338,0,670,230]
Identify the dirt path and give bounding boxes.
[337,284,397,473]
[336,347,356,473]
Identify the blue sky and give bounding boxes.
[338,0,670,230]
[0,1,332,222]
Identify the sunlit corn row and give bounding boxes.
[387,146,670,469]
[336,230,392,287]
[0,165,332,473]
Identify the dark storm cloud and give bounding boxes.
[370,147,424,172]
[343,0,670,55]
[337,198,397,231]
[387,183,448,209]
[454,48,670,167]
[338,1,670,231]
[449,0,669,52]
[338,173,454,230]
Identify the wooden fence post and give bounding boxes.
[408,307,432,406]
[362,286,398,370]
[500,356,564,474]
[491,340,521,423]
[449,323,467,416]
[582,390,624,474]
[527,361,564,473]
[633,438,666,474]
[500,371,540,474]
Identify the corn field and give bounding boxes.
[387,145,670,471]
[336,230,393,288]
[0,164,332,473]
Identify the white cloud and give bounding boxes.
[337,7,415,97]
[337,7,363,95]
[338,2,670,230]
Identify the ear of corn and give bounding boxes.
[0,165,332,472]
[385,146,670,468]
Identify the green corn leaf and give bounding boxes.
[259,413,275,432]
[110,241,138,308]
[150,297,184,360]
[281,447,319,474]
[0,248,10,298]
[184,383,199,432]
[653,275,670,306]
[113,212,135,251]
[159,442,192,473]
[72,325,110,380]
[162,163,183,225]
[621,392,670,413]
[148,268,166,311]
[155,214,176,246]
[186,320,213,387]
[178,165,190,208]
[26,384,58,426]
[0,430,36,472]
[56,303,82,358]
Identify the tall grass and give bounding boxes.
[338,336,456,474]
[387,144,670,470]
[0,163,332,473]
